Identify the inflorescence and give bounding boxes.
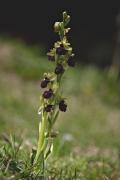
[40,12,75,114]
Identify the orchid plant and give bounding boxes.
[33,11,75,176]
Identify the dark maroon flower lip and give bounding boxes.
[56,45,67,55]
[55,64,64,74]
[59,100,67,112]
[40,77,50,88]
[43,89,53,99]
[67,57,75,67]
[44,105,53,112]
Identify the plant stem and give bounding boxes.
[34,111,46,165]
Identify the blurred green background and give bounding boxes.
[0,38,120,160]
[0,2,120,178]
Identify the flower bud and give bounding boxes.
[54,22,61,32]
[63,12,70,26]
[63,12,68,20]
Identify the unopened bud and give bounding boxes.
[54,22,61,32]
[63,11,68,20]
[63,12,70,26]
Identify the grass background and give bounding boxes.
[0,38,120,179]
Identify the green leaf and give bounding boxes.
[44,142,53,160]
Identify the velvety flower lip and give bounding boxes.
[43,89,53,99]
[56,44,67,55]
[67,57,75,67]
[41,77,50,88]
[59,100,67,112]
[44,105,53,112]
[55,64,64,74]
